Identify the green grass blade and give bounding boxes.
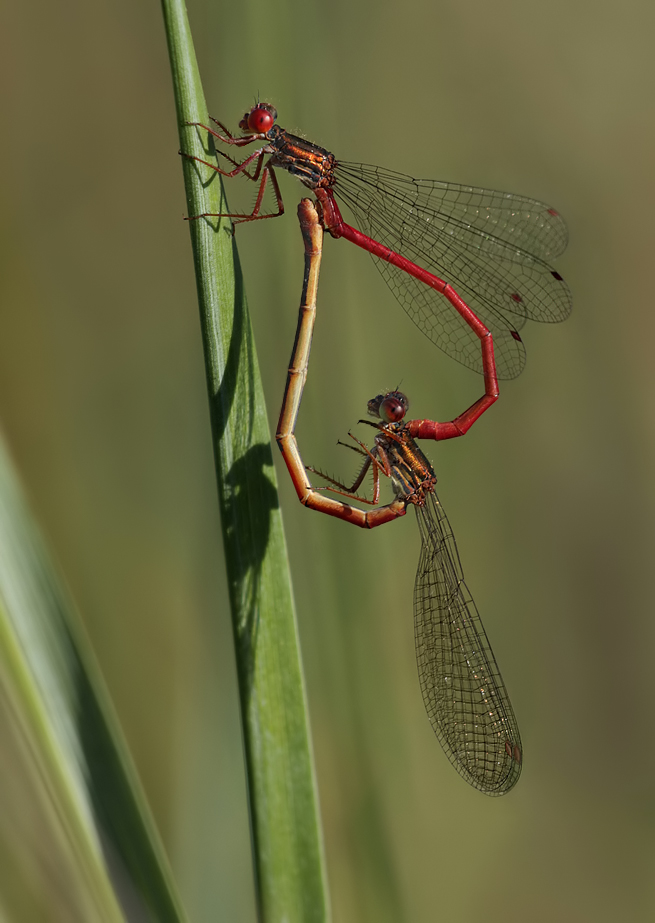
[0,433,186,923]
[160,3,330,921]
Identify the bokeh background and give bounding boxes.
[1,0,654,920]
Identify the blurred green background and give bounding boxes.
[1,0,654,920]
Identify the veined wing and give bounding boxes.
[335,163,572,379]
[337,163,568,260]
[413,492,522,794]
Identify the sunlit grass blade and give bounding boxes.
[160,2,330,921]
[0,433,186,922]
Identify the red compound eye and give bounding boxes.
[379,393,408,422]
[248,105,276,133]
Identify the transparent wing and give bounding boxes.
[335,163,572,379]
[413,493,522,794]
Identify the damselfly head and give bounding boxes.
[239,103,277,134]
[367,390,409,423]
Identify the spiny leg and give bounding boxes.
[182,157,285,224]
[307,455,380,503]
[183,119,266,147]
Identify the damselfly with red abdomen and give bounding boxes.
[181,103,571,380]
[277,200,521,794]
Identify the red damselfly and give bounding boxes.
[277,200,521,794]
[182,103,571,380]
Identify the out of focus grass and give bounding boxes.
[0,432,186,922]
